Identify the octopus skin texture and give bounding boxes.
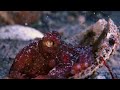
[8,31,95,79]
[8,31,73,79]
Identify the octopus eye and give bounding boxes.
[43,40,54,47]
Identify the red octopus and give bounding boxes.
[8,31,99,79]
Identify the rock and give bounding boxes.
[96,75,106,79]
[0,11,40,25]
[0,25,44,41]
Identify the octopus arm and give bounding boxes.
[47,63,72,79]
[8,44,37,79]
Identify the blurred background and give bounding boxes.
[0,11,117,32]
[0,11,120,79]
